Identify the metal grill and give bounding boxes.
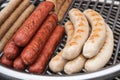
[44,0,120,77]
[0,0,120,80]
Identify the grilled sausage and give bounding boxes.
[64,55,86,74]
[21,13,57,65]
[55,0,65,14]
[0,0,22,27]
[0,0,30,40]
[62,8,89,60]
[85,24,114,72]
[13,57,26,71]
[29,26,64,74]
[13,1,54,47]
[58,0,72,21]
[1,55,13,67]
[49,21,74,72]
[83,9,106,58]
[4,38,20,60]
[46,0,56,11]
[0,4,35,52]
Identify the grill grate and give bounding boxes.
[0,0,120,79]
[44,0,120,77]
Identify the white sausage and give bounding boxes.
[85,24,114,72]
[62,8,89,60]
[49,21,74,73]
[64,55,86,74]
[83,9,106,58]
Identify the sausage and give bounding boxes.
[1,55,13,67]
[13,1,55,47]
[0,0,30,40]
[4,38,20,60]
[83,9,106,58]
[29,26,64,74]
[0,0,22,27]
[55,0,65,14]
[64,55,86,74]
[13,57,26,71]
[85,24,114,72]
[62,8,89,60]
[46,0,57,11]
[21,13,58,65]
[0,4,35,52]
[58,0,72,21]
[49,21,74,72]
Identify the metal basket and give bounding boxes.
[0,0,120,80]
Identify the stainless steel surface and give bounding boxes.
[0,0,120,80]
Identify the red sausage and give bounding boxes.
[13,57,26,71]
[4,39,20,60]
[21,13,58,65]
[29,25,64,74]
[13,1,54,47]
[1,55,13,67]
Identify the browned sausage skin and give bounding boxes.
[13,1,55,47]
[1,55,13,67]
[21,13,58,65]
[29,25,64,74]
[4,38,20,60]
[13,57,26,71]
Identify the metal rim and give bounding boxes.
[0,63,120,80]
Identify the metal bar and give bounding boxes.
[112,2,120,31]
[105,0,114,23]
[78,0,84,8]
[113,35,120,64]
[100,0,106,14]
[93,0,99,10]
[0,0,6,6]
[85,0,91,9]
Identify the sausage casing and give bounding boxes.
[29,26,64,74]
[13,1,54,47]
[21,13,57,65]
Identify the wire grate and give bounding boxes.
[44,0,120,77]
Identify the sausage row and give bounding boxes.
[0,1,65,74]
[49,8,114,74]
[0,0,114,75]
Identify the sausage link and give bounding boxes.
[49,21,74,73]
[1,55,13,67]
[62,9,89,60]
[21,13,57,65]
[0,0,30,40]
[4,38,20,60]
[0,0,22,27]
[0,4,35,52]
[13,57,26,71]
[85,24,114,72]
[64,55,86,74]
[13,1,54,47]
[83,9,106,58]
[58,0,72,21]
[55,0,65,14]
[29,26,64,74]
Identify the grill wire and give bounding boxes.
[46,0,120,79]
[0,0,120,79]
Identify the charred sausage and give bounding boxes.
[21,13,57,65]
